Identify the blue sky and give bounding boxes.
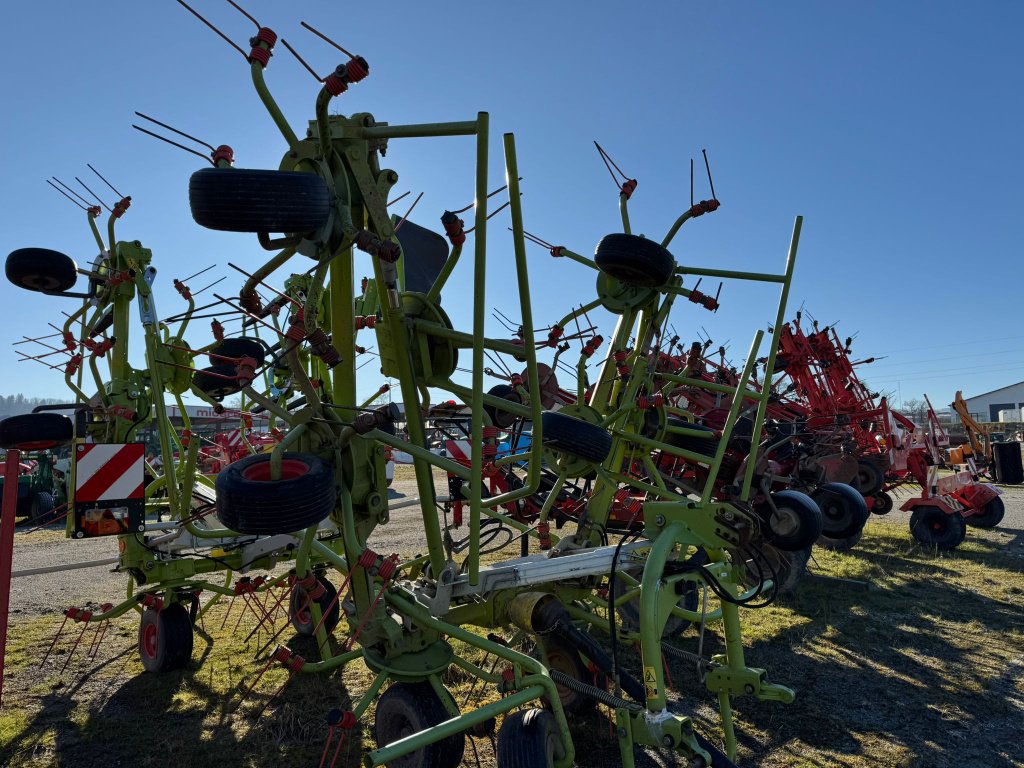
[2,1,1022,414]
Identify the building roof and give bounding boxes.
[964,380,1024,402]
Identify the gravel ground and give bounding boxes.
[9,476,1024,619]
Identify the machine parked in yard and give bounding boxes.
[0,4,825,766]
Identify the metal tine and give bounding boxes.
[464,199,515,234]
[192,276,227,297]
[52,178,95,209]
[300,20,357,59]
[14,331,62,345]
[87,164,125,199]
[179,263,217,284]
[386,190,411,208]
[74,177,112,213]
[451,180,522,215]
[702,148,717,200]
[176,0,248,60]
[132,124,215,166]
[279,38,324,82]
[224,0,260,29]
[47,180,88,210]
[134,112,217,152]
[393,192,423,232]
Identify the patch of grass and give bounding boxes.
[1,520,1022,767]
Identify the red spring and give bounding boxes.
[690,198,720,218]
[140,594,163,611]
[358,549,378,569]
[248,43,272,67]
[482,426,499,441]
[271,427,284,441]
[113,196,132,219]
[549,246,564,258]
[62,331,76,351]
[510,373,524,388]
[285,320,306,342]
[65,354,82,376]
[212,145,235,166]
[441,211,466,246]
[618,364,631,377]
[88,205,102,218]
[652,393,664,408]
[211,319,225,341]
[346,56,369,82]
[324,73,348,96]
[181,429,192,447]
[620,179,638,199]
[377,554,399,581]
[173,279,192,300]
[242,413,253,429]
[482,444,497,461]
[637,395,649,410]
[255,27,277,47]
[355,315,377,330]
[547,325,564,346]
[297,574,326,600]
[537,521,551,550]
[614,350,627,363]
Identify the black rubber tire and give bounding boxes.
[854,459,885,495]
[374,682,465,768]
[758,545,811,594]
[29,492,54,522]
[756,490,823,552]
[665,418,719,456]
[540,411,612,464]
[189,168,331,234]
[812,482,869,539]
[289,576,341,635]
[871,491,894,515]
[817,526,864,552]
[138,603,193,673]
[0,413,74,450]
[991,442,1023,484]
[967,496,1005,528]
[215,452,336,535]
[484,384,522,430]
[593,233,675,288]
[209,337,266,366]
[6,248,78,293]
[497,708,565,768]
[193,365,242,401]
[540,635,604,714]
[909,507,966,550]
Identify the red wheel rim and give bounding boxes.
[242,458,309,482]
[142,622,158,659]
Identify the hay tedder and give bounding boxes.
[0,4,832,766]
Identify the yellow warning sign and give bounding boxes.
[643,666,659,698]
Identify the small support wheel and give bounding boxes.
[289,576,340,635]
[755,490,823,552]
[817,526,864,552]
[539,635,605,714]
[484,384,522,430]
[6,248,78,293]
[966,496,1004,529]
[215,452,336,535]
[497,708,566,768]
[909,507,966,550]
[0,413,74,451]
[812,482,869,539]
[373,681,465,768]
[29,492,55,522]
[871,491,894,515]
[854,459,885,495]
[138,603,193,673]
[192,365,243,401]
[593,233,675,287]
[209,337,267,367]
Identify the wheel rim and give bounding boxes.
[24,275,63,291]
[770,507,800,536]
[545,649,580,706]
[142,622,158,659]
[243,458,310,482]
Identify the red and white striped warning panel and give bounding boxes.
[74,443,145,503]
[224,429,242,446]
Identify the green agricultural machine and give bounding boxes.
[0,5,824,767]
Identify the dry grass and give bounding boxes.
[1,521,1022,768]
